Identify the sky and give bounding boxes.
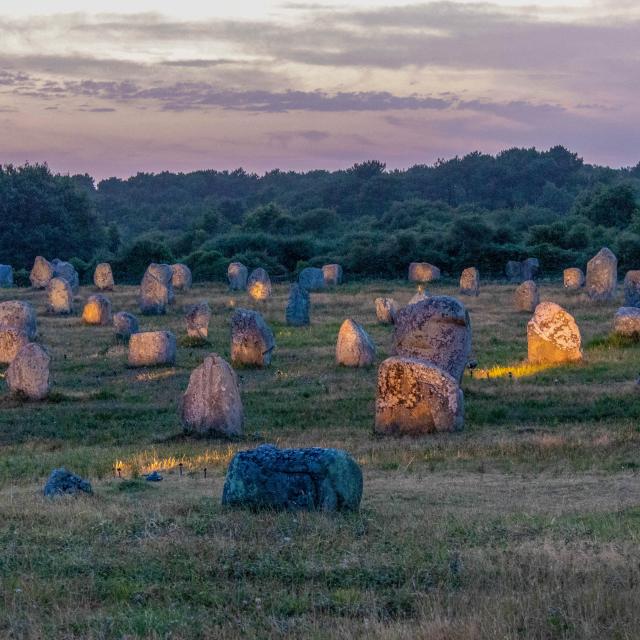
[0,0,639,180]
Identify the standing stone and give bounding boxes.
[285,284,310,326]
[228,262,248,291]
[139,263,174,315]
[375,297,398,324]
[586,247,617,302]
[171,263,192,291]
[393,296,471,383]
[247,268,272,302]
[128,331,177,367]
[0,327,30,364]
[298,267,326,291]
[0,265,13,288]
[30,256,54,289]
[459,267,479,296]
[527,302,582,364]
[521,258,540,281]
[623,271,640,307]
[613,307,640,336]
[408,262,440,283]
[185,301,211,339]
[181,353,244,436]
[93,263,114,290]
[375,356,464,435]
[564,268,585,290]
[222,444,363,511]
[322,264,343,286]
[231,308,275,367]
[505,260,523,283]
[0,301,37,340]
[52,259,79,292]
[514,280,539,313]
[113,311,139,339]
[336,319,375,367]
[47,277,74,315]
[82,294,112,326]
[6,343,50,400]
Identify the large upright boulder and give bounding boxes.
[527,302,582,364]
[171,264,192,291]
[30,256,54,289]
[285,284,310,326]
[336,319,375,367]
[0,327,30,364]
[521,258,539,282]
[247,268,272,302]
[298,267,326,292]
[47,277,74,315]
[6,343,50,400]
[0,301,37,340]
[613,307,640,336]
[82,295,112,326]
[93,263,114,290]
[623,271,640,307]
[128,331,177,367]
[514,280,539,313]
[231,308,275,367]
[139,263,174,315]
[375,297,398,324]
[459,267,479,296]
[52,259,79,292]
[222,444,363,511]
[113,311,139,339]
[586,248,617,302]
[227,262,248,291]
[505,260,523,283]
[185,301,211,339]
[408,262,440,283]
[392,296,471,383]
[564,268,584,290]
[322,264,343,286]
[181,353,244,436]
[0,265,13,288]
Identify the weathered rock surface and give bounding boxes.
[93,263,114,290]
[285,284,310,326]
[586,247,617,301]
[30,256,54,289]
[514,280,539,312]
[44,468,92,497]
[408,262,440,282]
[298,267,326,291]
[0,301,37,339]
[521,258,540,281]
[113,311,139,339]
[82,294,112,325]
[171,263,192,291]
[0,265,13,287]
[52,259,79,291]
[185,301,211,339]
[613,307,640,336]
[222,444,363,511]
[128,331,177,367]
[336,319,375,367]
[527,301,582,364]
[139,263,174,315]
[231,308,275,367]
[375,297,398,324]
[322,264,343,286]
[506,260,523,282]
[47,277,74,314]
[375,356,464,435]
[407,288,429,306]
[6,343,50,400]
[459,267,479,296]
[0,327,30,364]
[393,296,471,383]
[181,353,244,436]
[228,262,248,290]
[623,271,640,307]
[564,268,584,290]
[247,268,272,301]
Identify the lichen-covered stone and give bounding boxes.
[228,262,248,290]
[521,258,539,281]
[0,265,13,288]
[222,444,363,511]
[375,356,464,435]
[47,277,74,314]
[128,331,177,367]
[44,468,92,497]
[52,259,79,291]
[230,308,275,367]
[82,294,112,326]
[113,311,139,339]
[527,301,582,364]
[185,301,211,339]
[247,268,272,302]
[564,268,584,290]
[139,263,174,315]
[459,267,479,296]
[375,297,398,324]
[0,301,37,340]
[322,264,343,286]
[298,267,326,291]
[181,353,244,436]
[171,263,192,291]
[336,319,375,367]
[6,343,50,400]
[30,256,54,289]
[514,280,539,312]
[613,307,640,336]
[586,247,617,302]
[0,326,29,364]
[93,263,114,290]
[285,284,310,326]
[393,296,471,383]
[623,271,640,307]
[408,262,440,283]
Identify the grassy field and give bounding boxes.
[0,278,639,639]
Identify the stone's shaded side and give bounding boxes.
[407,289,429,306]
[408,262,440,283]
[52,259,79,291]
[375,356,464,435]
[113,311,139,339]
[222,444,363,511]
[564,268,585,290]
[247,268,272,302]
[586,247,617,301]
[0,327,29,364]
[82,295,112,326]
[231,308,275,367]
[44,468,92,497]
[285,284,310,326]
[30,256,54,289]
[613,307,640,336]
[47,277,74,314]
[227,262,248,290]
[94,263,114,290]
[521,258,540,282]
[336,319,376,367]
[623,271,640,307]
[128,331,177,367]
[185,301,211,339]
[459,267,479,296]
[6,343,50,400]
[527,301,582,364]
[375,297,398,324]
[171,263,192,291]
[0,301,37,340]
[322,264,343,286]
[514,280,539,313]
[393,296,471,383]
[139,263,174,315]
[0,265,13,288]
[298,267,326,291]
[181,353,244,436]
[505,260,523,283]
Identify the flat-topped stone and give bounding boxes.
[322,264,343,286]
[613,307,640,336]
[408,262,440,283]
[128,331,176,367]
